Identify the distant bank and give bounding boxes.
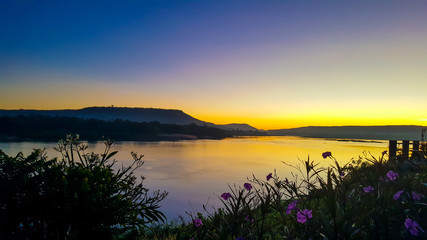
[267,126,426,141]
[0,107,424,141]
[0,115,265,142]
[0,107,258,132]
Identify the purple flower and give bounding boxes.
[284,178,289,184]
[221,192,231,201]
[322,151,332,159]
[393,190,404,200]
[194,218,202,227]
[244,215,254,222]
[386,170,398,181]
[302,209,313,218]
[244,183,252,191]
[339,171,345,177]
[266,173,273,181]
[297,209,313,223]
[405,218,424,236]
[236,237,246,240]
[382,150,387,156]
[286,200,299,214]
[412,192,423,201]
[363,185,375,193]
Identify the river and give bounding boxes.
[0,136,387,221]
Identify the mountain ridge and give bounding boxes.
[0,107,207,126]
[216,123,259,132]
[0,107,261,132]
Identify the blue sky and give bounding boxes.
[1,1,426,128]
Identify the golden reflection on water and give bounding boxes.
[0,136,387,220]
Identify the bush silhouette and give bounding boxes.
[0,135,167,240]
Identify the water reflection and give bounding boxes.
[0,136,387,220]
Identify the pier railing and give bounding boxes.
[388,140,424,161]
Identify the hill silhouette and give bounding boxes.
[0,107,206,125]
[216,123,259,132]
[0,107,262,132]
[0,115,230,141]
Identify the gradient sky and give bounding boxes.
[1,1,426,129]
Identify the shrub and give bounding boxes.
[166,151,426,240]
[0,134,167,240]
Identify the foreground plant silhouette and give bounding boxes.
[144,150,426,240]
[0,134,167,240]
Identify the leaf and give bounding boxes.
[105,151,118,160]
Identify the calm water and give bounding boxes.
[0,136,387,220]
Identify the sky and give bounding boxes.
[1,1,426,129]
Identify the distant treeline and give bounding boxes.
[0,115,251,141]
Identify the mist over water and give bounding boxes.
[0,136,387,220]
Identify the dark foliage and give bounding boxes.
[0,115,232,141]
[0,135,167,240]
[142,152,427,240]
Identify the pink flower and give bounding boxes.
[244,183,252,191]
[297,209,313,223]
[386,170,398,181]
[266,173,273,181]
[194,218,202,227]
[322,151,332,159]
[393,190,404,200]
[363,185,374,193]
[221,192,231,201]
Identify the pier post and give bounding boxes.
[402,141,410,161]
[411,141,420,160]
[413,141,420,151]
[389,140,397,161]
